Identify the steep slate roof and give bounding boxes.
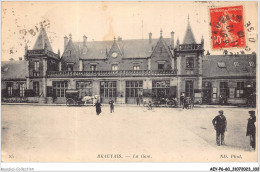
[33,27,53,52]
[202,54,256,78]
[182,18,196,44]
[150,36,173,58]
[72,38,171,59]
[1,60,28,80]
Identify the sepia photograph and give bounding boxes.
[0,1,258,170]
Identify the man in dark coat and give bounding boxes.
[180,94,185,107]
[95,100,102,115]
[109,99,114,113]
[212,110,227,146]
[136,97,140,106]
[246,110,256,150]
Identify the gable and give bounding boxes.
[150,37,173,59]
[108,41,122,59]
[62,40,80,63]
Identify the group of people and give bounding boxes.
[94,99,114,115]
[180,95,194,109]
[212,110,256,150]
[95,97,256,151]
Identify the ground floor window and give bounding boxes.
[76,81,92,97]
[220,82,229,98]
[152,80,170,98]
[185,80,194,98]
[100,81,117,98]
[33,82,40,96]
[202,81,212,103]
[126,81,143,97]
[236,82,244,98]
[53,81,68,97]
[7,82,13,97]
[18,83,25,97]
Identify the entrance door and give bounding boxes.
[202,82,212,104]
[33,82,40,96]
[125,81,143,104]
[219,82,229,104]
[185,80,194,98]
[100,81,117,103]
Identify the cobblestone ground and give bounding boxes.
[1,104,257,162]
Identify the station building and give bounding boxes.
[1,20,256,105]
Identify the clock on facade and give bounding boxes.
[112,52,118,58]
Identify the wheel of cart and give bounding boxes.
[142,101,156,112]
[65,89,85,106]
[66,98,76,106]
[166,99,178,108]
[142,97,153,107]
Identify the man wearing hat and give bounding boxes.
[246,110,256,150]
[212,110,227,146]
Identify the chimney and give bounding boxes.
[64,36,68,51]
[171,31,175,50]
[149,32,152,44]
[118,36,122,42]
[83,35,87,47]
[19,57,23,61]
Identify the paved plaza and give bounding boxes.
[1,104,257,162]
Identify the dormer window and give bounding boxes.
[67,63,74,71]
[2,67,9,72]
[217,62,226,68]
[112,64,118,71]
[91,65,96,71]
[249,61,255,67]
[234,62,239,67]
[158,64,164,70]
[133,64,140,70]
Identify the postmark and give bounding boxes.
[210,6,246,49]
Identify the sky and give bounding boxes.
[1,1,258,61]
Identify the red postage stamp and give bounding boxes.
[210,5,246,49]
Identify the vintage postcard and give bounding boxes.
[1,1,258,166]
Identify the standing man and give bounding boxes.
[212,110,227,146]
[246,110,256,150]
[136,97,140,106]
[109,98,114,113]
[180,93,185,107]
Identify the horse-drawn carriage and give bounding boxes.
[142,96,178,108]
[65,89,100,106]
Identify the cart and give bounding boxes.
[65,89,85,106]
[142,97,178,108]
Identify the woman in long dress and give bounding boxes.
[95,100,102,115]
